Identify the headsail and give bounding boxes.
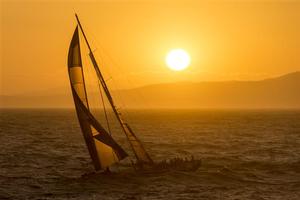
[75,14,153,165]
[68,26,127,170]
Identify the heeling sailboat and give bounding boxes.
[68,14,153,171]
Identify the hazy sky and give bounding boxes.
[1,0,299,95]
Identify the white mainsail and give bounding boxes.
[68,26,127,170]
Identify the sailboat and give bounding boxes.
[68,14,153,172]
[68,14,201,173]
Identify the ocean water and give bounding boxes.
[0,109,299,200]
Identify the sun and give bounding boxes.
[166,49,190,71]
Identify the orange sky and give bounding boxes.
[1,0,299,95]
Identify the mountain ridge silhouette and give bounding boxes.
[1,71,299,108]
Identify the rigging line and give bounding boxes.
[78,19,150,115]
[83,45,97,115]
[95,44,147,108]
[76,15,125,145]
[98,80,112,135]
[82,33,120,166]
[79,26,146,129]
[76,20,139,111]
[84,44,111,135]
[85,49,119,164]
[75,14,116,117]
[90,37,150,123]
[98,81,119,165]
[76,14,152,163]
[98,81,120,165]
[84,41,109,118]
[76,14,125,125]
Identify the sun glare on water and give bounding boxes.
[166,49,190,71]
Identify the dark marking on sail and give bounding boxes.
[72,86,128,160]
[68,26,128,170]
[74,97,102,170]
[68,26,102,170]
[68,27,82,67]
[94,134,127,159]
[74,14,153,166]
[89,51,153,164]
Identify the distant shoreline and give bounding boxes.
[1,71,299,109]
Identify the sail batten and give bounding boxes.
[68,26,128,171]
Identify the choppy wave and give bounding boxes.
[0,109,299,199]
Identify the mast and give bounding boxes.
[75,14,153,164]
[68,25,128,171]
[75,14,119,119]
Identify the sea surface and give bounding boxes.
[0,109,299,200]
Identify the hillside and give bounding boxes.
[1,72,299,108]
